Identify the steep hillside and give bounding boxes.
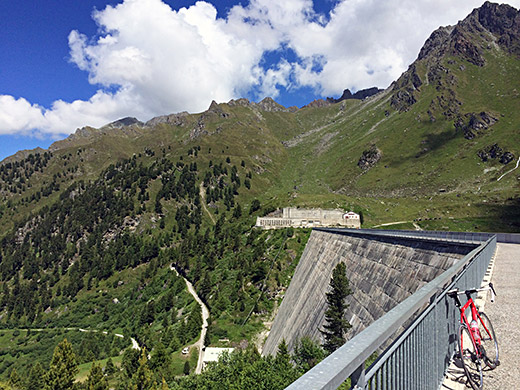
[0,1,519,387]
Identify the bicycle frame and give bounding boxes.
[458,294,493,356]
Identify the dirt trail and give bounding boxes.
[170,264,210,374]
[199,182,215,224]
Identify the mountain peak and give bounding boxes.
[105,117,143,128]
[391,1,519,113]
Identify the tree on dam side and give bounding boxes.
[321,262,352,353]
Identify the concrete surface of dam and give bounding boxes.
[262,229,477,355]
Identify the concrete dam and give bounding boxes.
[262,229,477,355]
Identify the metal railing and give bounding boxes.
[321,227,520,244]
[319,228,495,245]
[286,234,497,390]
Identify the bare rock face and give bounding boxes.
[451,29,485,66]
[417,26,454,60]
[358,145,382,171]
[477,1,520,54]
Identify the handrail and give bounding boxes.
[286,235,497,390]
[319,227,520,244]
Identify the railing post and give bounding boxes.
[350,363,366,390]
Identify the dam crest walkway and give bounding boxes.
[279,229,520,390]
[443,242,520,390]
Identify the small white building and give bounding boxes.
[256,207,361,229]
[201,347,235,369]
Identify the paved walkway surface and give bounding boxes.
[443,243,520,389]
[480,243,520,388]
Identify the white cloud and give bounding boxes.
[1,0,520,137]
[0,96,46,135]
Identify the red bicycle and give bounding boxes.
[447,282,499,390]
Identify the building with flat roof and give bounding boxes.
[201,347,235,370]
[256,207,360,229]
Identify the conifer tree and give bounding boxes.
[321,262,352,353]
[27,362,45,390]
[104,357,116,376]
[86,361,108,390]
[131,349,156,390]
[293,337,325,372]
[45,338,79,390]
[8,368,23,390]
[274,339,290,368]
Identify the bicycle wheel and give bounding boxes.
[457,325,483,390]
[478,311,499,369]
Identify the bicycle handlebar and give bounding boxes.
[447,282,497,303]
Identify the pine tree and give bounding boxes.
[27,362,45,390]
[8,368,23,390]
[293,337,325,372]
[274,339,290,367]
[104,357,117,376]
[321,262,352,353]
[131,349,156,390]
[86,361,108,390]
[45,338,79,390]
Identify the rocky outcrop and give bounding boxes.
[476,1,520,55]
[262,230,474,355]
[390,65,422,112]
[255,97,288,112]
[327,87,383,104]
[427,89,462,122]
[358,145,382,171]
[477,143,515,164]
[417,26,454,61]
[304,99,331,108]
[106,117,143,128]
[227,98,252,107]
[145,112,189,127]
[454,111,498,139]
[205,100,230,119]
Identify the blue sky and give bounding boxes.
[1,0,519,161]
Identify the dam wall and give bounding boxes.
[262,229,476,355]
